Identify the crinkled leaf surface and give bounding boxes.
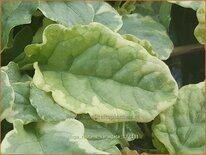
[88,1,122,32]
[119,14,173,60]
[1,70,14,120]
[2,1,38,50]
[1,119,108,154]
[194,5,205,45]
[30,84,76,122]
[22,23,178,123]
[153,82,205,154]
[1,62,39,124]
[78,115,142,153]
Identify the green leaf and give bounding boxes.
[7,82,39,124]
[119,14,174,60]
[2,62,39,124]
[152,129,169,154]
[2,26,34,65]
[121,147,139,154]
[104,146,121,154]
[32,18,56,44]
[2,1,122,50]
[88,1,122,32]
[168,1,203,10]
[114,1,136,16]
[30,84,76,122]
[38,2,93,27]
[78,115,121,153]
[1,70,14,120]
[78,115,142,153]
[153,82,205,154]
[122,34,156,57]
[194,5,205,45]
[38,1,122,32]
[2,1,38,50]
[135,2,172,30]
[1,119,108,154]
[2,62,22,83]
[21,23,177,123]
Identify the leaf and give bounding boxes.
[121,147,139,154]
[135,2,172,30]
[39,1,122,32]
[119,14,174,60]
[2,62,39,124]
[32,18,56,44]
[1,119,108,154]
[122,34,156,57]
[30,84,76,122]
[114,1,136,16]
[105,146,121,154]
[78,115,121,153]
[194,5,205,45]
[2,1,38,50]
[1,62,22,83]
[88,1,123,32]
[21,23,178,123]
[2,26,34,66]
[7,82,39,124]
[2,1,122,50]
[78,115,142,153]
[168,1,203,11]
[1,70,14,120]
[38,1,94,27]
[152,127,168,154]
[153,82,205,154]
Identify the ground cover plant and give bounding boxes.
[1,1,205,154]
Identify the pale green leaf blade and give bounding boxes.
[38,1,94,27]
[2,1,38,49]
[2,61,22,83]
[121,147,139,154]
[23,23,177,123]
[105,146,121,154]
[6,82,39,124]
[153,82,205,154]
[78,115,142,152]
[135,2,172,30]
[1,70,14,120]
[1,119,108,154]
[194,5,205,45]
[122,34,157,57]
[168,1,203,10]
[88,2,123,32]
[79,115,121,152]
[32,18,56,44]
[30,84,76,122]
[119,14,174,60]
[2,62,38,124]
